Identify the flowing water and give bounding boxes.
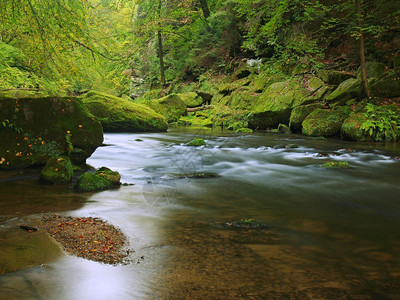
[1,127,400,299]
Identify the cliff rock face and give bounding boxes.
[0,96,103,170]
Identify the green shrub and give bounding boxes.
[360,103,400,142]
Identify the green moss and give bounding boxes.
[326,78,362,105]
[235,128,253,133]
[39,156,74,184]
[80,91,168,132]
[289,103,322,132]
[176,92,204,108]
[95,167,121,185]
[248,77,325,129]
[321,161,350,169]
[143,94,187,123]
[302,108,348,137]
[186,137,206,147]
[73,172,114,193]
[0,96,103,170]
[341,112,373,142]
[371,74,400,98]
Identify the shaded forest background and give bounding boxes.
[0,0,399,97]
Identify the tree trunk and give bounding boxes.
[199,0,210,19]
[356,0,371,99]
[157,29,166,87]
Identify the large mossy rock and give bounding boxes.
[248,77,326,129]
[371,74,400,98]
[80,91,168,132]
[0,96,103,170]
[39,156,74,184]
[341,112,373,142]
[95,167,121,185]
[318,70,355,86]
[356,61,386,79]
[143,94,187,122]
[325,78,362,105]
[289,103,323,132]
[177,92,204,108]
[302,108,348,137]
[73,172,114,193]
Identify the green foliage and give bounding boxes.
[360,103,400,142]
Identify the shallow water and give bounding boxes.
[1,128,400,299]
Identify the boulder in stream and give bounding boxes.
[143,94,187,122]
[0,96,103,170]
[74,167,121,192]
[39,156,74,184]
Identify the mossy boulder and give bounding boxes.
[143,94,187,122]
[80,91,167,132]
[216,87,260,111]
[371,74,400,98]
[0,96,103,170]
[176,92,204,108]
[302,109,348,137]
[341,112,373,142]
[325,78,363,105]
[248,77,325,129]
[73,172,114,193]
[318,70,355,85]
[186,137,206,146]
[95,167,121,185]
[356,61,386,79]
[321,161,350,169]
[39,156,74,184]
[289,103,323,132]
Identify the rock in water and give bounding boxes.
[80,91,168,132]
[0,96,103,170]
[39,156,74,184]
[73,172,114,193]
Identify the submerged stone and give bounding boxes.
[224,219,271,230]
[167,172,219,179]
[39,156,74,184]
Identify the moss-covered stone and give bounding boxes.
[341,112,373,142]
[302,108,348,137]
[80,91,168,132]
[0,90,49,98]
[143,94,187,123]
[289,103,323,132]
[73,172,114,193]
[321,161,350,169]
[248,77,325,129]
[325,78,363,105]
[371,74,400,98]
[176,92,204,108]
[318,70,355,85]
[356,61,386,79]
[186,137,206,146]
[95,167,121,185]
[277,123,290,133]
[39,156,73,184]
[0,96,103,170]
